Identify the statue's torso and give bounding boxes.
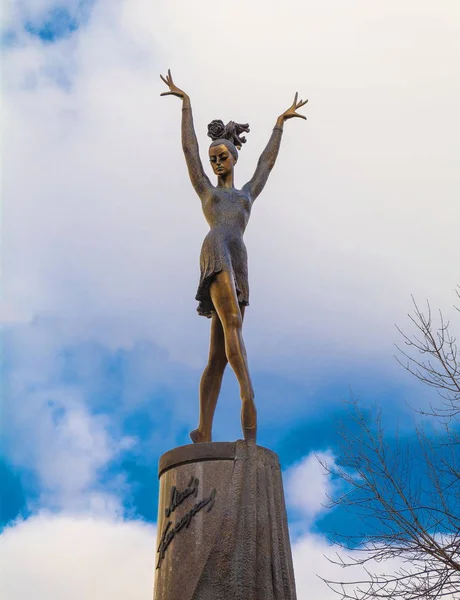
[201,187,251,236]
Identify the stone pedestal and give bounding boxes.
[153,440,297,600]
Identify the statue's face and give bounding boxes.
[209,144,236,178]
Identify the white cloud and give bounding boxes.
[0,513,156,600]
[6,382,133,511]
[283,451,355,597]
[285,450,336,523]
[292,532,347,600]
[3,319,138,511]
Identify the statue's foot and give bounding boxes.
[242,423,257,444]
[241,401,257,444]
[190,428,208,443]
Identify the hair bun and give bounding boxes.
[207,120,250,150]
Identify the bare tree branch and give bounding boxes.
[321,290,460,599]
[395,293,460,423]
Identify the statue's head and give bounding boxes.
[209,140,238,178]
[207,119,250,178]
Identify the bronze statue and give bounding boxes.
[160,70,307,444]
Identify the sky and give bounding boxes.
[1,0,459,598]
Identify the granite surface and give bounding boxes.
[153,441,297,600]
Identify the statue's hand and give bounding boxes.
[280,93,308,121]
[160,69,187,99]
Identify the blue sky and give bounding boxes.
[1,1,459,598]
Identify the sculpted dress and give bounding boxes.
[181,104,284,317]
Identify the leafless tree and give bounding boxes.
[395,286,460,424]
[320,289,460,600]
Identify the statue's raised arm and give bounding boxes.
[244,93,308,201]
[160,70,211,196]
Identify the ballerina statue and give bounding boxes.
[160,69,307,444]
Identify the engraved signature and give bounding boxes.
[165,475,199,517]
[157,486,216,568]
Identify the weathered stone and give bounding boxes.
[153,440,297,600]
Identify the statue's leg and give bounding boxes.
[209,271,256,442]
[190,313,228,443]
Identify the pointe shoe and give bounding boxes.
[241,402,257,444]
[242,423,257,444]
[190,429,209,443]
